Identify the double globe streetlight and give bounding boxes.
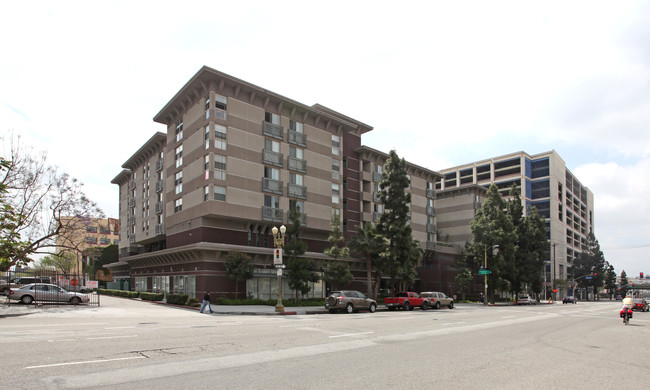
[272,225,286,313]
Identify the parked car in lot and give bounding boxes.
[0,279,9,295]
[326,290,377,314]
[384,292,427,310]
[8,283,90,305]
[632,298,649,312]
[420,291,454,309]
[562,296,577,304]
[516,295,535,305]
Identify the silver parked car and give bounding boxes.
[326,290,377,314]
[8,283,90,305]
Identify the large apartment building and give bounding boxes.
[110,66,448,299]
[55,217,120,276]
[438,150,594,297]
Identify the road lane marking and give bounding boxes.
[86,335,139,340]
[329,331,374,338]
[104,326,136,330]
[442,322,467,326]
[501,316,516,319]
[25,356,146,370]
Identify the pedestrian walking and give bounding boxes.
[200,291,214,313]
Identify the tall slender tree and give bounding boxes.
[376,150,422,291]
[349,222,387,298]
[470,184,516,303]
[284,204,319,302]
[224,251,254,299]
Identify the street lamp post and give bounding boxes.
[272,225,286,313]
[484,244,499,305]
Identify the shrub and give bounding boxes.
[187,298,200,307]
[139,292,164,301]
[166,294,189,305]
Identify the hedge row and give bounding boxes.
[139,292,165,301]
[98,289,139,298]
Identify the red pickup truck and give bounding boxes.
[384,292,429,311]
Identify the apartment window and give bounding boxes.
[205,97,210,119]
[375,165,382,174]
[214,124,227,150]
[264,167,280,180]
[174,198,183,213]
[332,208,340,217]
[264,194,280,209]
[265,139,280,152]
[175,171,183,194]
[290,173,303,186]
[343,198,347,210]
[289,199,304,214]
[85,237,98,244]
[175,119,183,142]
[214,94,227,119]
[205,126,210,149]
[332,135,340,155]
[289,120,303,132]
[214,154,226,180]
[289,146,303,159]
[204,155,210,171]
[175,145,183,168]
[204,186,209,201]
[86,226,98,233]
[332,183,340,204]
[214,185,226,201]
[265,112,280,125]
[343,178,347,190]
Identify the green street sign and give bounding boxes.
[479,270,491,275]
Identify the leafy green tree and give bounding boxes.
[86,244,118,280]
[470,184,516,304]
[376,150,422,291]
[349,222,387,298]
[603,263,617,299]
[224,251,254,299]
[519,206,548,298]
[322,261,353,291]
[570,232,606,300]
[454,268,473,301]
[619,270,629,297]
[40,252,77,276]
[284,204,319,302]
[324,214,349,263]
[323,214,352,291]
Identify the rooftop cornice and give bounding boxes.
[354,145,443,180]
[153,66,373,136]
[121,132,166,171]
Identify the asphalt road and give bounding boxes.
[0,297,647,390]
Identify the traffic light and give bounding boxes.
[593,273,598,276]
[275,249,280,259]
[641,272,644,279]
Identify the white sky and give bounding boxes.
[2,1,649,277]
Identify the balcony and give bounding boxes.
[262,206,284,223]
[373,212,382,222]
[263,121,284,140]
[474,201,481,210]
[426,188,436,199]
[426,241,437,251]
[155,202,163,215]
[288,156,307,173]
[155,180,163,193]
[426,223,437,234]
[288,129,307,147]
[287,184,307,200]
[128,216,135,226]
[129,180,136,190]
[262,178,284,195]
[129,235,135,244]
[373,172,382,183]
[128,198,136,208]
[373,192,382,203]
[262,149,284,168]
[426,206,436,216]
[155,224,164,236]
[156,159,163,172]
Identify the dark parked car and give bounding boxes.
[326,290,377,314]
[563,296,577,304]
[632,298,649,312]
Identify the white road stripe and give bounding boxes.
[329,331,374,338]
[25,356,146,370]
[86,335,138,340]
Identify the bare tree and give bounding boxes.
[1,134,104,270]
